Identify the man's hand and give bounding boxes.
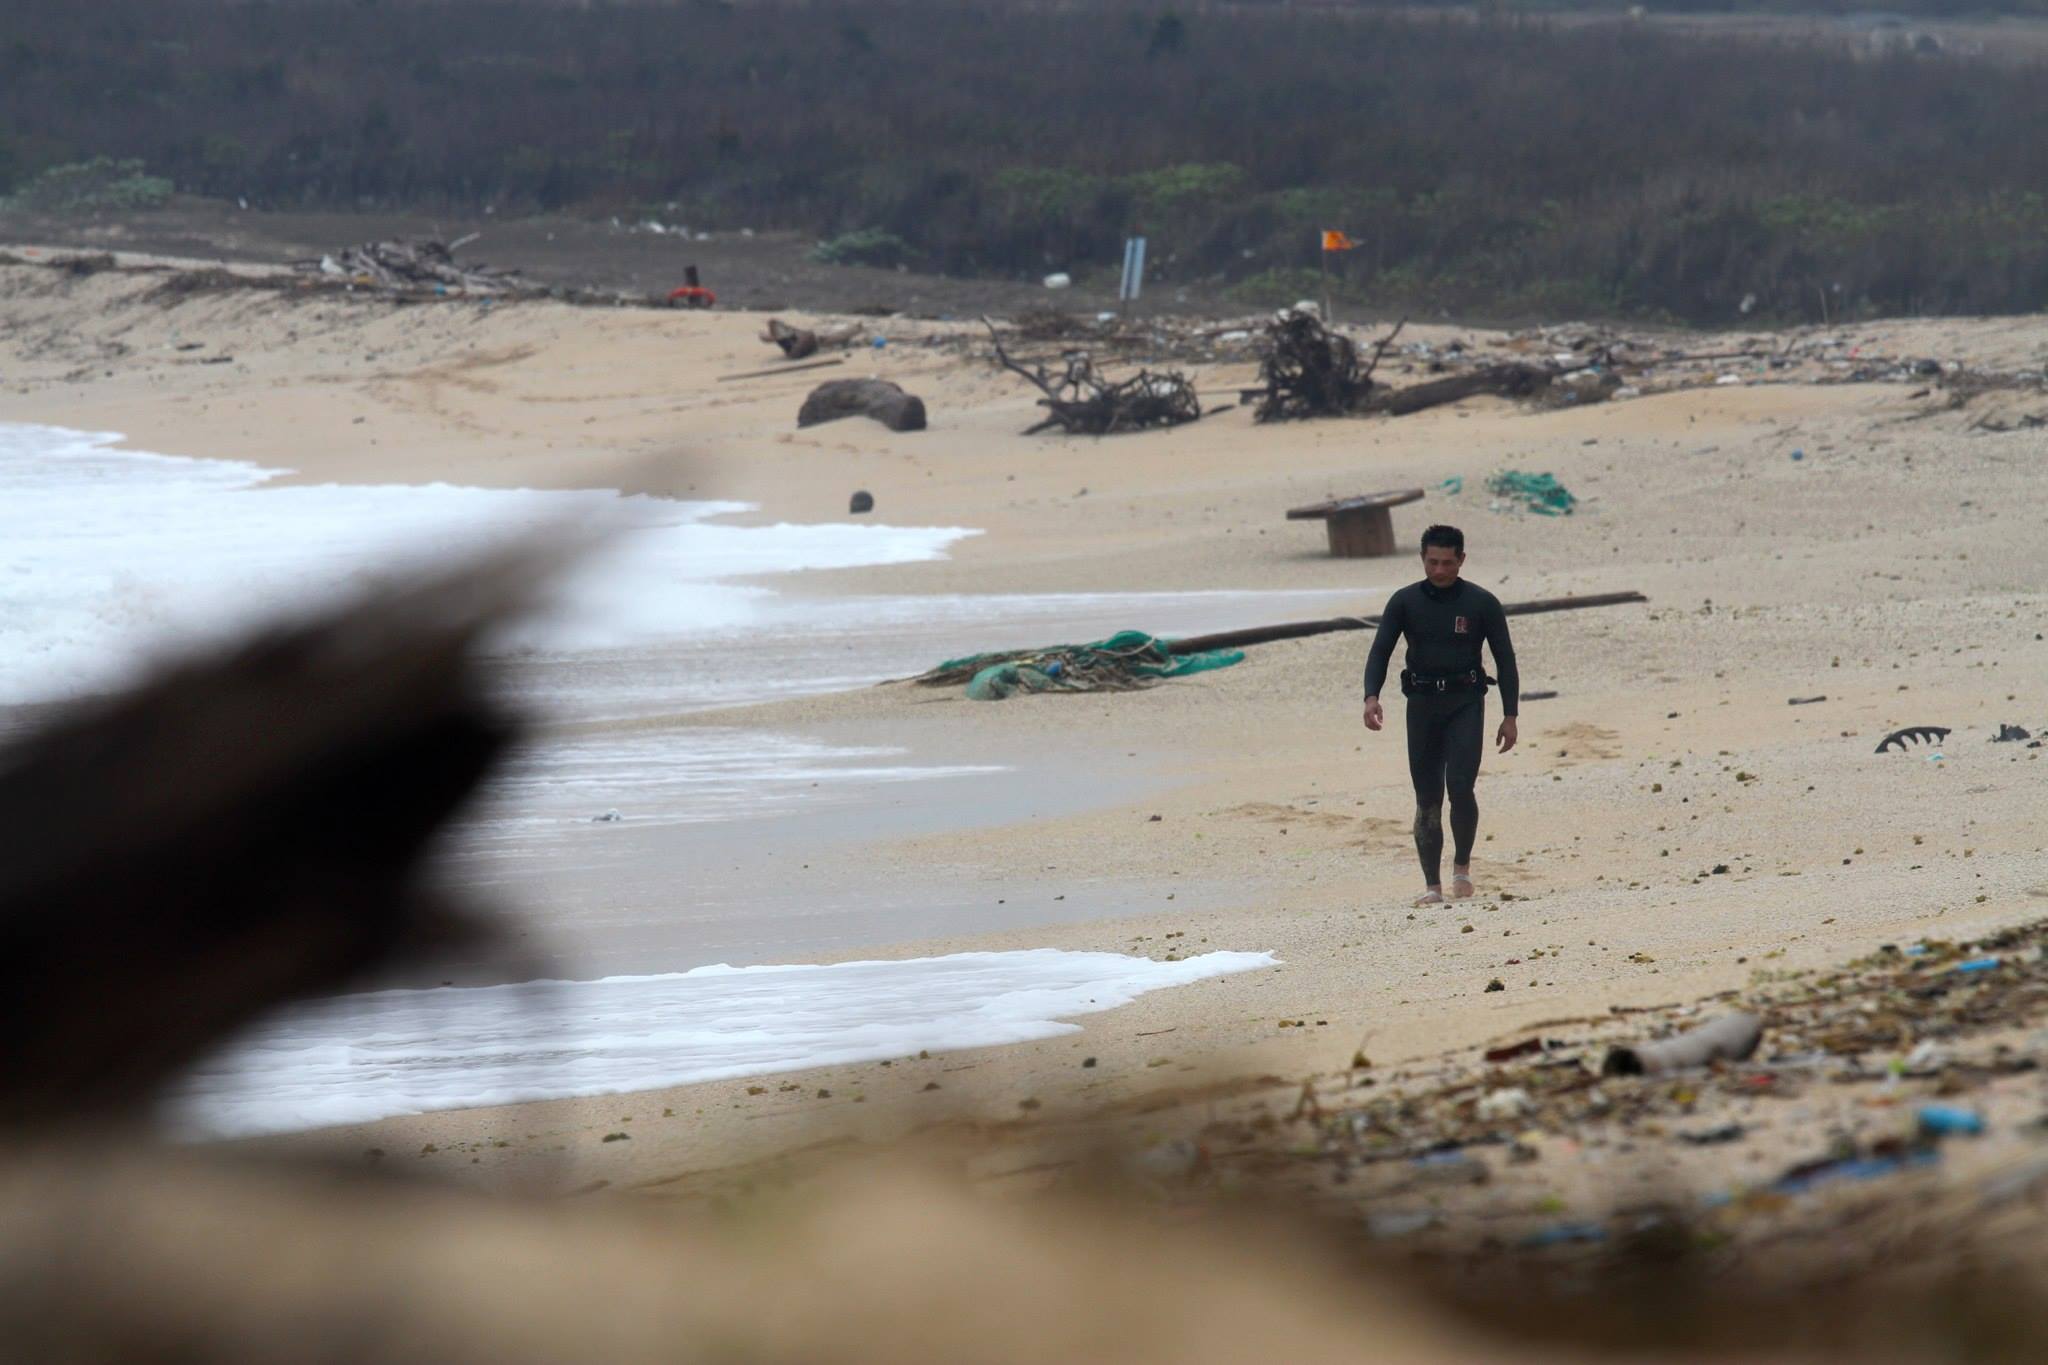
[1496,716,1518,754]
[1363,696,1384,731]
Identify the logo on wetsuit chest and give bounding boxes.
[1453,616,1469,634]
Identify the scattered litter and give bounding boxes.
[1788,695,1826,705]
[1476,1088,1534,1122]
[1483,1036,1546,1064]
[1875,725,1950,754]
[1773,1147,1938,1196]
[1994,724,2032,742]
[1603,1012,1761,1076]
[1679,1122,1746,1145]
[1520,690,1559,702]
[1436,476,1464,496]
[848,490,874,514]
[1917,1105,1986,1139]
[1519,1222,1606,1249]
[1367,1210,1439,1239]
[1953,957,2003,974]
[1042,273,1072,290]
[295,238,521,294]
[592,809,622,824]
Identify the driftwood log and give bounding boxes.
[1251,313,1402,421]
[764,319,820,359]
[1365,362,1556,415]
[798,378,927,432]
[984,317,1208,436]
[1246,313,1572,420]
[1163,591,1648,655]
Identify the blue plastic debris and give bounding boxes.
[1917,1106,1986,1138]
[1790,448,1805,461]
[1772,1149,1939,1196]
[1520,1222,1607,1249]
[1954,957,2002,974]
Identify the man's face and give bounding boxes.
[1421,545,1464,587]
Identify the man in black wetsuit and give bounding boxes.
[1361,524,1519,905]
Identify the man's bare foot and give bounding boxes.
[1414,887,1445,907]
[1450,871,1476,899]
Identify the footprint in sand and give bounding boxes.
[1544,721,1622,764]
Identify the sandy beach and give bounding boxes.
[5,249,2047,1208]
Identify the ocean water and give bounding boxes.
[168,948,1277,1139]
[0,422,978,707]
[3,421,1311,1133]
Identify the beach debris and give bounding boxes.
[1485,978,1506,993]
[1286,489,1425,558]
[1994,723,2032,742]
[1248,312,1398,421]
[1483,1036,1546,1064]
[717,357,845,383]
[917,631,1245,701]
[849,490,874,514]
[763,318,820,359]
[296,237,522,294]
[592,809,622,823]
[1917,1105,1986,1139]
[1876,725,1951,754]
[1519,1222,1606,1249]
[1602,1012,1762,1076]
[762,318,866,358]
[1475,1088,1533,1122]
[1773,1146,1939,1196]
[1485,470,1577,516]
[1157,591,1648,656]
[1521,690,1560,702]
[1367,1210,1439,1239]
[901,592,1658,699]
[1788,695,1827,705]
[1678,1122,1746,1145]
[982,318,1206,435]
[797,378,928,432]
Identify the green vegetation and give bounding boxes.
[5,0,2048,321]
[4,157,171,214]
[811,229,915,268]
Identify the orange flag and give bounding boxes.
[1322,229,1357,252]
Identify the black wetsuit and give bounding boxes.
[1362,579,1520,887]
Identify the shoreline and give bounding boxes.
[6,256,2048,1198]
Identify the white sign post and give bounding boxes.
[1118,235,1147,312]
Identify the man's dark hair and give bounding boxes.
[1419,524,1465,554]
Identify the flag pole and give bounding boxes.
[1320,235,1334,325]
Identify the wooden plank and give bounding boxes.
[716,357,846,383]
[1286,487,1425,520]
[1165,591,1647,655]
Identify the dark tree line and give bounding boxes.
[5,0,2048,322]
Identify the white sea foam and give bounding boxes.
[168,948,1277,1138]
[0,422,976,705]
